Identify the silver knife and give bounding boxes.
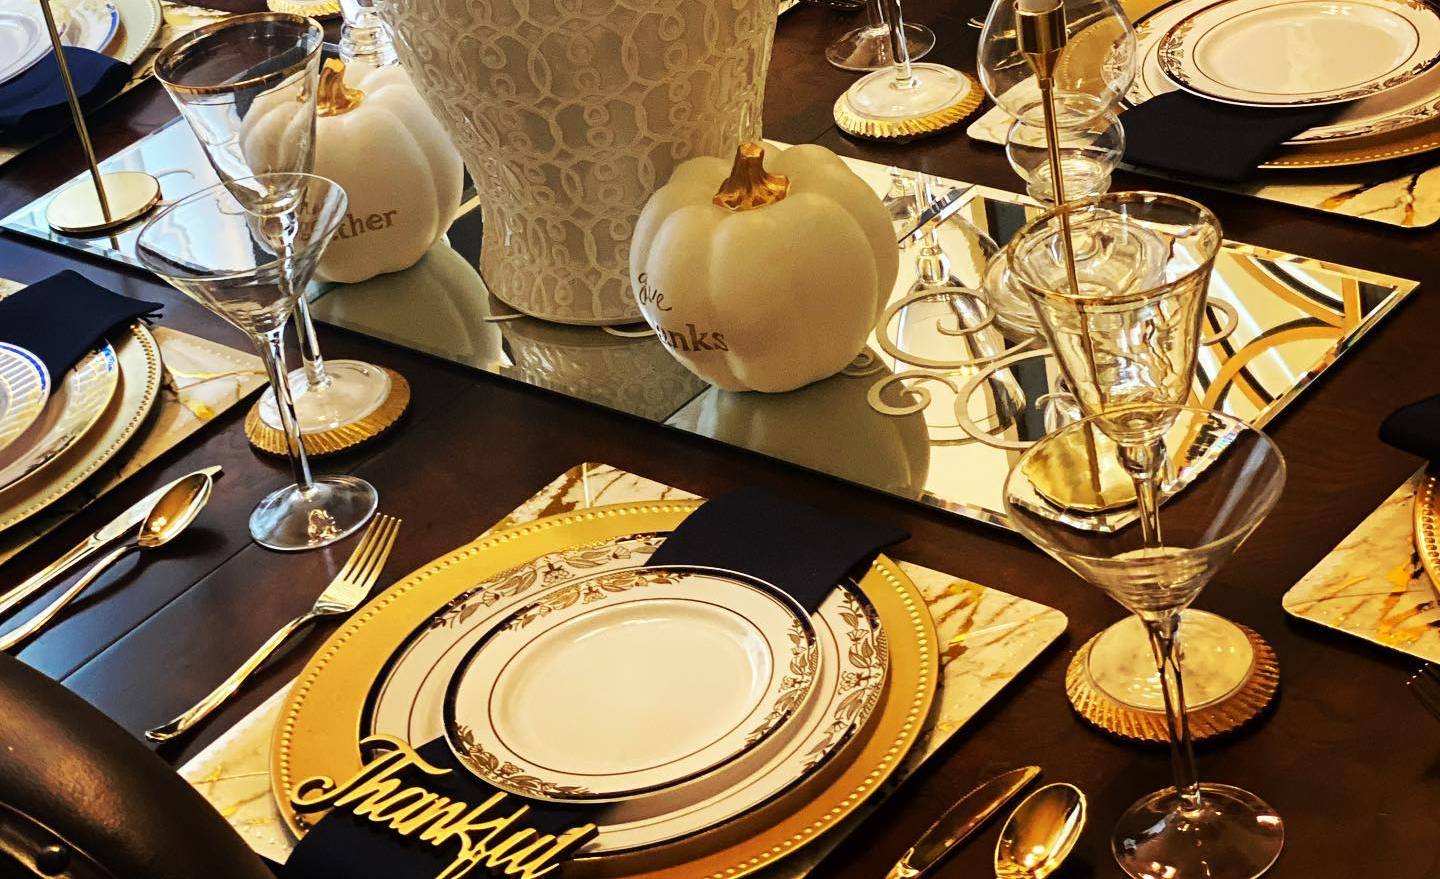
[885,766,1041,879]
[0,466,223,618]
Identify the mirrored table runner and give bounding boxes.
[0,124,1417,529]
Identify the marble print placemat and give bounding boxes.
[180,462,1069,874]
[967,107,1440,230]
[0,277,266,567]
[1283,468,1440,660]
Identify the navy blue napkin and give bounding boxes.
[0,271,161,378]
[0,48,130,132]
[1122,92,1341,183]
[1381,394,1440,460]
[645,487,909,613]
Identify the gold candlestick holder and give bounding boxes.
[1015,0,1080,298]
[36,0,161,235]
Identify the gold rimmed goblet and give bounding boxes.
[136,173,378,551]
[153,13,396,440]
[1005,405,1286,879]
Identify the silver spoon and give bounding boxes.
[0,473,213,651]
[994,782,1087,879]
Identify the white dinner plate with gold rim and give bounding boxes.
[1158,0,1440,107]
[366,532,888,859]
[0,323,161,533]
[0,344,48,456]
[0,343,118,492]
[441,565,819,803]
[0,1,51,86]
[1129,0,1440,144]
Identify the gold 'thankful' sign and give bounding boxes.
[291,735,597,879]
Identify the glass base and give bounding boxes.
[1113,784,1284,879]
[249,475,378,551]
[1088,611,1255,711]
[259,359,392,434]
[825,23,935,71]
[844,63,969,121]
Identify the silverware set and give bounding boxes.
[146,512,401,742]
[885,767,1086,879]
[0,466,400,743]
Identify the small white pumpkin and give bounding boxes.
[630,142,899,393]
[310,59,464,283]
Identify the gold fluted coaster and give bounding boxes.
[266,0,340,16]
[1066,621,1279,742]
[833,72,984,140]
[245,367,410,456]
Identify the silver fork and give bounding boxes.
[145,514,401,743]
[1408,664,1440,724]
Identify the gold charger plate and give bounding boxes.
[271,500,938,879]
[1412,464,1440,602]
[0,323,161,532]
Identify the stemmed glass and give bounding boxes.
[136,174,379,551]
[838,0,972,126]
[825,0,934,71]
[339,0,397,66]
[1005,405,1286,879]
[153,13,394,438]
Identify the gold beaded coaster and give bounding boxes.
[245,367,410,456]
[1066,615,1280,743]
[833,70,985,140]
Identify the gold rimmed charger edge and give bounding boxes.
[0,323,162,533]
[270,500,939,879]
[1411,464,1440,603]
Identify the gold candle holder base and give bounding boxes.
[1066,614,1279,742]
[46,170,162,235]
[245,367,410,456]
[833,72,984,140]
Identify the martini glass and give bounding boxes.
[136,174,378,551]
[1005,405,1286,879]
[154,13,394,439]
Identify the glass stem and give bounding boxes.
[259,328,316,492]
[866,0,887,34]
[1121,437,1165,546]
[1144,611,1204,813]
[881,0,916,87]
[291,297,332,391]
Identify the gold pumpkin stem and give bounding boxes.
[317,58,365,117]
[713,142,789,211]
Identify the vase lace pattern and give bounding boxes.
[385,0,779,324]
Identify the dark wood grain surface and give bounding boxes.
[3,3,1440,878]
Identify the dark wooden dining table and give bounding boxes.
[2,1,1438,876]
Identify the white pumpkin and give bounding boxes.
[310,59,463,283]
[630,142,899,393]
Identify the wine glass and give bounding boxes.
[153,13,395,439]
[1004,405,1286,879]
[136,174,379,551]
[825,0,934,71]
[339,0,397,66]
[1005,108,1124,203]
[837,0,972,126]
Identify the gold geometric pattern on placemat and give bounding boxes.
[1065,622,1279,742]
[834,73,985,140]
[244,367,410,456]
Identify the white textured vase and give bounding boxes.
[384,0,779,324]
